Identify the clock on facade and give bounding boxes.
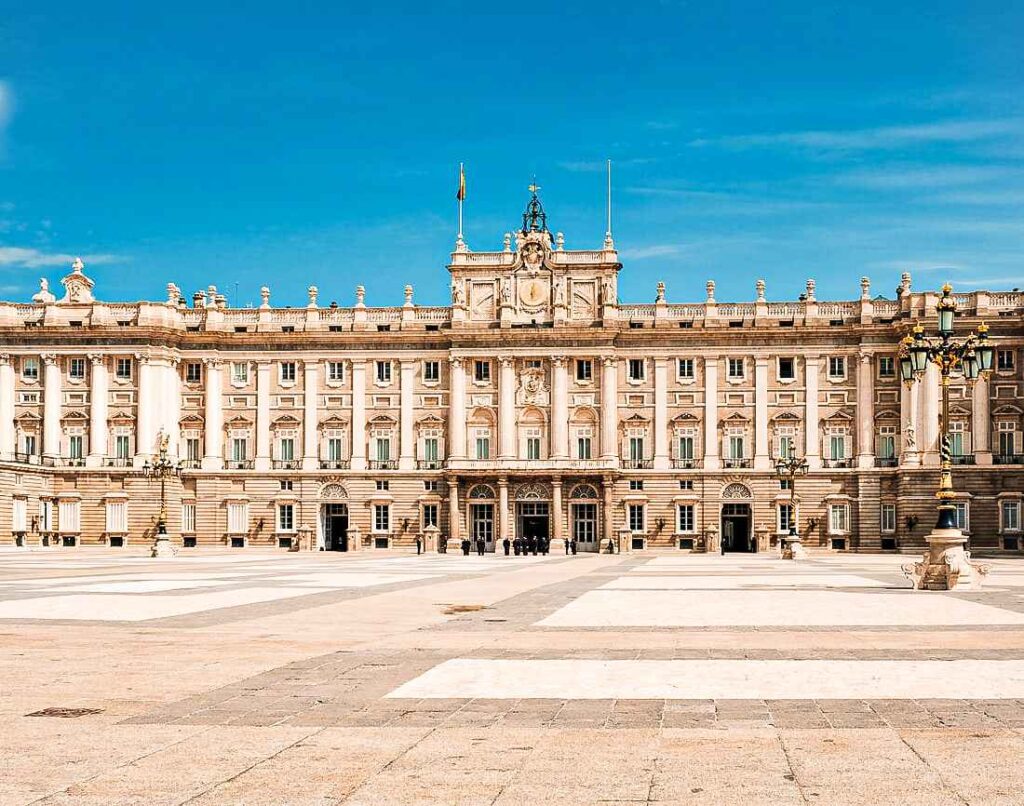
[519,278,548,308]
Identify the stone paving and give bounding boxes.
[3,548,1024,803]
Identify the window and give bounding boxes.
[628,504,645,533]
[728,434,745,460]
[880,503,896,533]
[376,361,392,384]
[828,356,846,379]
[38,500,52,532]
[424,480,439,492]
[949,421,966,456]
[829,503,849,533]
[12,498,27,532]
[422,503,438,529]
[679,479,693,491]
[68,435,83,460]
[997,349,1015,372]
[878,356,895,378]
[327,437,344,462]
[227,501,248,533]
[778,504,793,533]
[69,358,86,380]
[373,504,390,533]
[22,434,36,455]
[677,434,694,461]
[727,358,744,379]
[577,435,592,459]
[231,437,247,462]
[278,437,295,462]
[677,358,694,380]
[576,359,593,382]
[328,361,345,382]
[22,358,39,381]
[277,504,294,532]
[423,361,440,383]
[375,436,391,462]
[998,422,1017,456]
[628,359,645,381]
[59,499,81,532]
[279,362,296,383]
[375,480,389,491]
[829,433,846,460]
[778,357,795,380]
[777,434,794,460]
[677,504,695,533]
[475,431,490,460]
[474,360,490,383]
[231,362,249,384]
[115,358,132,380]
[186,438,200,463]
[185,362,202,383]
[526,434,541,460]
[105,500,128,533]
[954,502,969,532]
[280,480,293,491]
[1002,501,1021,532]
[423,436,439,462]
[780,478,792,490]
[878,426,897,459]
[115,435,130,460]
[629,479,644,491]
[629,436,645,462]
[181,502,196,534]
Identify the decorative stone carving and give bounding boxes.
[517,366,549,407]
[404,285,414,306]
[705,280,715,304]
[319,481,348,499]
[656,281,665,303]
[860,276,871,300]
[756,279,766,302]
[59,257,95,304]
[451,280,465,307]
[515,481,551,501]
[32,278,56,304]
[721,482,753,499]
[806,279,816,302]
[307,286,318,308]
[468,484,496,500]
[259,287,271,309]
[355,285,366,307]
[166,283,181,305]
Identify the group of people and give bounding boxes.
[456,536,581,556]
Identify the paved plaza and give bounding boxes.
[3,550,1024,804]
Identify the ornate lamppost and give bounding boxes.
[774,454,809,559]
[143,430,182,558]
[898,283,994,590]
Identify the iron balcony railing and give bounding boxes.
[319,459,351,470]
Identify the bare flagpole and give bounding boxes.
[604,158,614,248]
[456,162,465,248]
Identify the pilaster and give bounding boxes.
[42,353,61,461]
[498,355,515,459]
[86,354,108,467]
[350,360,367,470]
[202,358,224,470]
[302,361,319,470]
[551,356,569,459]
[0,355,15,460]
[754,355,770,470]
[703,357,720,470]
[449,357,466,459]
[255,361,272,471]
[804,354,820,469]
[653,357,669,470]
[856,351,875,468]
[973,375,992,465]
[399,360,416,470]
[600,357,618,462]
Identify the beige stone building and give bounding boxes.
[2,192,1023,554]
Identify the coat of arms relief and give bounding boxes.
[516,366,549,407]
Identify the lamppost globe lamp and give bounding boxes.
[144,429,181,558]
[897,283,995,590]
[773,453,809,559]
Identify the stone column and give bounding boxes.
[202,358,224,469]
[551,356,569,459]
[654,357,669,470]
[921,360,940,466]
[86,354,108,467]
[449,357,466,460]
[602,476,615,544]
[399,359,416,470]
[804,354,820,469]
[302,360,319,470]
[856,351,874,468]
[601,357,618,461]
[0,355,15,460]
[255,361,272,471]
[350,360,366,470]
[973,375,992,465]
[498,478,509,541]
[42,353,61,461]
[754,356,770,470]
[703,357,720,470]
[447,479,461,548]
[498,355,515,459]
[551,479,564,550]
[163,359,181,457]
[901,376,921,466]
[135,355,155,466]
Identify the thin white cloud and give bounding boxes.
[0,246,123,269]
[0,81,11,130]
[622,244,687,260]
[559,158,654,173]
[833,165,1015,190]
[691,119,1024,151]
[931,189,1024,206]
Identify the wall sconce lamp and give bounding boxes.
[30,516,39,533]
[905,515,918,530]
[256,518,265,531]
[808,518,818,529]
[655,517,666,532]
[402,518,410,532]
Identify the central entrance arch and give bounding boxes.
[720,482,754,553]
[515,482,551,545]
[319,481,350,551]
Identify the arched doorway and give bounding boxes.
[515,482,551,545]
[720,483,754,553]
[320,482,350,551]
[467,484,496,552]
[568,483,600,552]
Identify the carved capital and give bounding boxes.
[41,353,58,366]
[202,357,223,369]
[0,353,11,366]
[448,356,464,369]
[602,356,617,369]
[87,353,105,366]
[498,355,515,369]
[551,355,568,368]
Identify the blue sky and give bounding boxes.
[1,1,1023,306]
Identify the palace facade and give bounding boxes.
[2,192,1023,554]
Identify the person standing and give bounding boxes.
[571,539,577,555]
[461,538,471,556]
[415,535,422,556]
[476,537,485,556]
[502,537,511,556]
[564,538,570,555]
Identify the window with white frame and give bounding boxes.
[474,428,491,460]
[58,499,81,532]
[375,480,389,491]
[1002,500,1021,533]
[373,504,390,533]
[828,356,846,379]
[277,503,295,532]
[997,349,1015,372]
[12,497,27,532]
[949,420,968,456]
[778,357,795,381]
[576,427,593,460]
[954,501,969,532]
[375,360,392,384]
[877,425,897,458]
[627,359,645,381]
[997,421,1019,456]
[227,501,249,533]
[676,429,695,462]
[372,427,392,462]
[68,433,84,460]
[628,503,645,533]
[727,358,744,379]
[878,356,895,378]
[327,361,345,383]
[324,428,345,462]
[114,431,131,460]
[776,426,795,459]
[423,360,440,383]
[827,426,848,461]
[525,428,542,460]
[727,428,745,460]
[677,358,694,380]
[231,362,249,384]
[627,427,646,462]
[277,431,296,462]
[230,434,248,463]
[424,480,439,492]
[185,436,201,463]
[473,360,490,383]
[21,357,39,381]
[115,358,132,380]
[880,503,896,533]
[279,362,296,383]
[576,359,592,382]
[181,502,196,534]
[677,504,695,533]
[69,357,86,380]
[105,499,128,533]
[21,434,37,455]
[185,362,202,383]
[420,427,441,463]
[421,503,438,529]
[828,503,849,533]
[778,503,794,533]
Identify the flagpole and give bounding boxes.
[458,162,464,241]
[604,158,614,249]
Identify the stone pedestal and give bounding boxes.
[348,525,361,552]
[424,525,439,553]
[549,537,566,555]
[781,534,807,560]
[151,528,177,558]
[903,527,988,590]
